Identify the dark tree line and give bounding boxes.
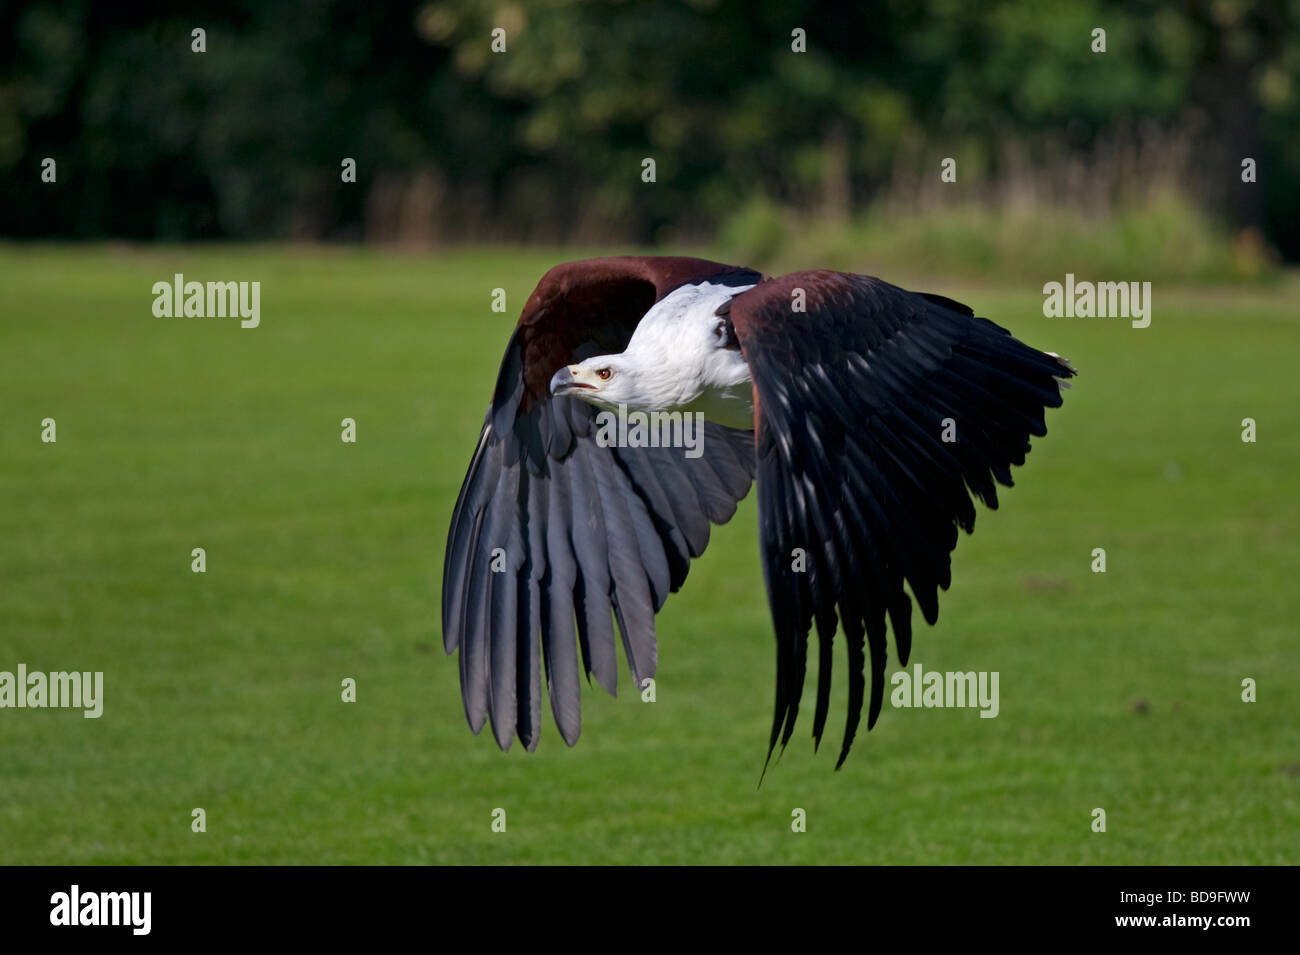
[3,0,1297,258]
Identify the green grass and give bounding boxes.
[0,244,1297,864]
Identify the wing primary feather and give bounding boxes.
[541,454,582,744]
[567,445,620,693]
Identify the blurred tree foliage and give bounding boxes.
[2,0,1297,257]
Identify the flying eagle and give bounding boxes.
[443,256,1074,767]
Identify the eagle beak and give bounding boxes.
[550,365,600,397]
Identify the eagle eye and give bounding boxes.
[597,368,613,381]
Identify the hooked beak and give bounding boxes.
[550,364,600,397]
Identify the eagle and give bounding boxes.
[443,256,1074,768]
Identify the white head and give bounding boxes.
[548,280,756,416]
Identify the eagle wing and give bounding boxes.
[726,271,1075,767]
[444,256,761,750]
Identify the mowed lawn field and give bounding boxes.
[0,244,1296,865]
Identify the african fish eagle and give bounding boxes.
[443,256,1074,767]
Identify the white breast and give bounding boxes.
[625,281,758,429]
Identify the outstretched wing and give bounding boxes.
[443,256,761,751]
[726,271,1074,768]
